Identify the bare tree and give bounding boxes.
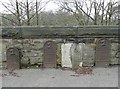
[56,0,118,25]
[36,0,39,25]
[16,0,21,25]
[0,0,50,26]
[1,0,22,25]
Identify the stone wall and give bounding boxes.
[110,43,119,64]
[1,38,119,67]
[1,39,12,62]
[2,39,62,66]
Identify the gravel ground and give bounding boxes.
[1,66,119,87]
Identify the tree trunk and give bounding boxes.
[26,0,30,26]
[36,0,39,25]
[94,1,97,25]
[101,1,104,25]
[108,2,113,25]
[16,0,21,26]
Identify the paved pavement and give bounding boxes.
[1,66,119,87]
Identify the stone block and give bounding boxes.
[14,44,23,49]
[22,44,31,50]
[111,51,117,57]
[110,58,119,64]
[1,52,6,61]
[83,44,95,61]
[25,51,42,57]
[111,43,119,51]
[21,56,29,64]
[33,39,43,43]
[30,45,43,50]
[30,57,42,64]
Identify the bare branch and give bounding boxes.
[1,15,18,25]
[28,0,50,21]
[0,1,17,17]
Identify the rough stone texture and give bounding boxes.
[61,43,72,68]
[6,39,62,65]
[1,38,119,67]
[69,43,95,68]
[110,43,119,64]
[1,39,13,62]
[70,43,83,68]
[57,43,62,65]
[82,44,95,67]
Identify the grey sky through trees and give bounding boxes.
[0,0,118,13]
[0,0,119,26]
[0,0,59,13]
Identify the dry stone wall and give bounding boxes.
[110,43,119,64]
[1,38,119,67]
[11,39,62,65]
